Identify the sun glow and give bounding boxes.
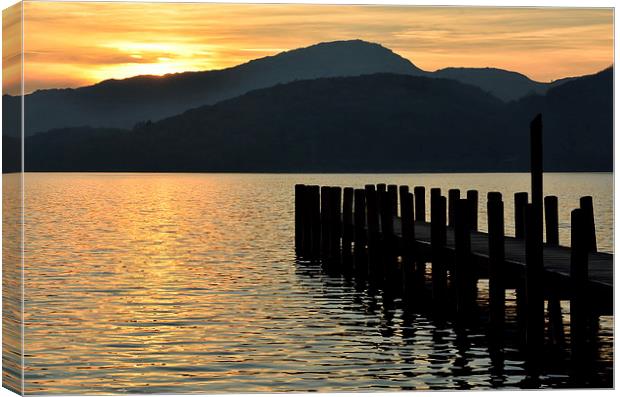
[84,41,215,82]
[11,2,614,94]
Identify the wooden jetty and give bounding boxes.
[294,114,613,370]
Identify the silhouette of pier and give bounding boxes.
[294,114,613,377]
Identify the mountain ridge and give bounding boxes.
[3,39,604,137]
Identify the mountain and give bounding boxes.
[3,40,424,137]
[5,39,585,137]
[23,68,613,172]
[433,67,548,102]
[432,67,581,102]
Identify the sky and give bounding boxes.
[2,1,614,94]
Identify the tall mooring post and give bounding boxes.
[525,114,544,377]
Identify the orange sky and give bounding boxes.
[3,2,614,94]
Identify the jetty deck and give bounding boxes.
[391,218,613,315]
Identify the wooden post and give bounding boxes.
[570,208,589,361]
[353,188,367,263]
[320,186,331,257]
[530,114,543,237]
[454,198,475,318]
[579,196,597,252]
[544,196,559,246]
[514,192,528,239]
[329,187,342,263]
[380,189,396,272]
[377,183,386,216]
[295,184,305,253]
[387,184,398,217]
[308,185,321,258]
[448,188,460,227]
[342,187,354,259]
[514,181,528,346]
[414,186,426,222]
[431,194,447,302]
[487,192,505,336]
[467,189,479,231]
[430,187,441,205]
[399,185,409,217]
[524,203,544,376]
[401,191,415,287]
[365,184,380,272]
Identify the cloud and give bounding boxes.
[17,2,614,92]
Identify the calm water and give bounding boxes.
[15,173,613,393]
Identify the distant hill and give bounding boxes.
[511,67,613,171]
[4,39,583,137]
[24,68,612,172]
[433,67,549,102]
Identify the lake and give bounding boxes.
[6,172,614,393]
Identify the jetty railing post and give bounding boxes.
[365,184,380,273]
[388,184,398,217]
[514,192,528,239]
[295,184,306,254]
[342,187,354,260]
[353,188,367,266]
[401,191,415,289]
[294,184,305,248]
[454,198,475,318]
[329,187,342,264]
[448,188,460,227]
[377,183,386,218]
[487,192,505,337]
[320,186,331,258]
[544,195,563,346]
[514,191,529,336]
[467,190,479,231]
[309,185,321,258]
[524,203,544,376]
[302,186,314,257]
[431,193,447,304]
[570,208,589,361]
[544,196,559,246]
[380,189,396,273]
[579,196,597,252]
[414,186,426,222]
[399,185,409,218]
[413,186,426,282]
[430,188,441,207]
